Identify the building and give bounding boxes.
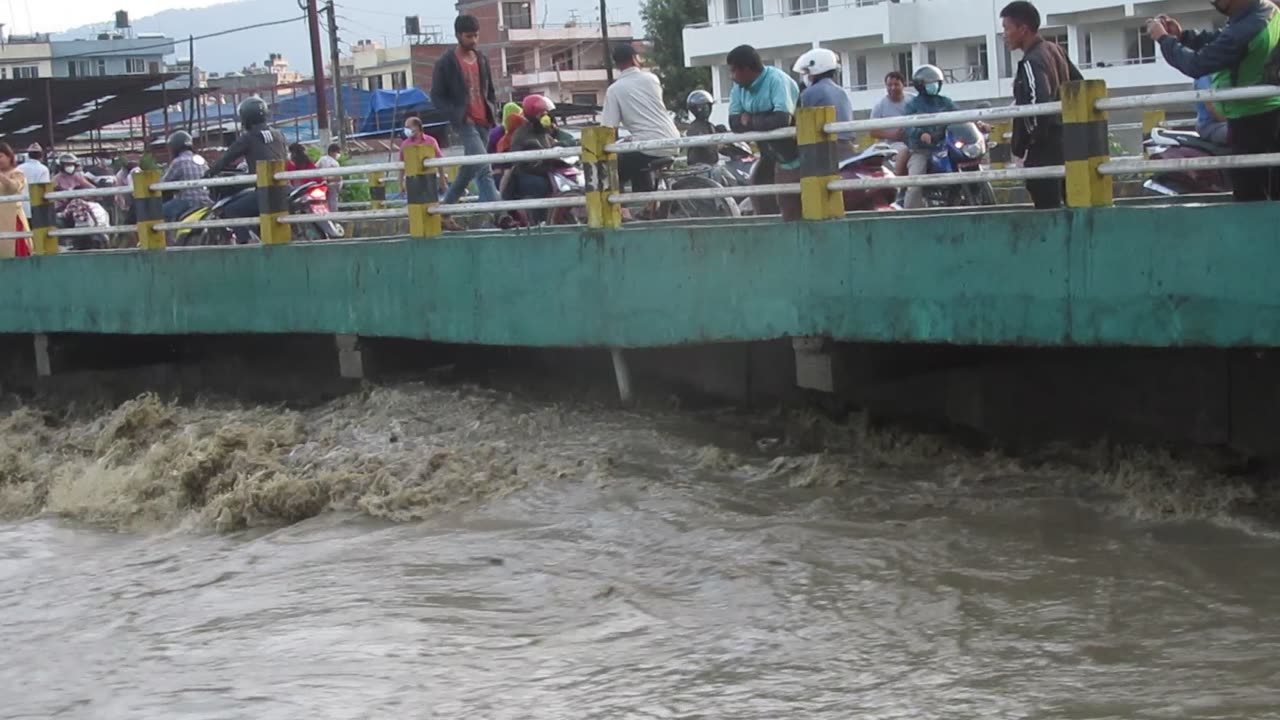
[683,0,1220,122]
[207,54,305,98]
[0,33,54,79]
[50,32,175,78]
[348,40,414,91]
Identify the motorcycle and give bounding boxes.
[1142,126,1232,196]
[839,144,899,212]
[171,172,343,245]
[916,122,996,207]
[288,180,345,241]
[59,197,111,251]
[505,155,587,227]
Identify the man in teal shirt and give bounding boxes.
[727,45,802,220]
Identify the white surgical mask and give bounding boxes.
[62,165,75,174]
[925,82,942,95]
[403,127,413,138]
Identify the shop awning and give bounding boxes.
[0,76,201,149]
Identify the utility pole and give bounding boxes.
[599,0,613,83]
[188,35,196,133]
[325,1,346,151]
[306,0,331,146]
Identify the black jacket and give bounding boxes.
[1011,37,1083,157]
[207,126,287,176]
[430,47,499,129]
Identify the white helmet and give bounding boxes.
[793,48,840,86]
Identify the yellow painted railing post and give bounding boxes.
[256,159,291,244]
[1142,109,1166,138]
[581,125,623,229]
[405,143,442,238]
[1062,79,1113,208]
[368,172,385,210]
[28,182,56,255]
[796,105,845,221]
[132,169,165,250]
[989,120,1014,169]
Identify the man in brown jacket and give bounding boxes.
[1001,1,1083,209]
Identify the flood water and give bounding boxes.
[1,385,1277,719]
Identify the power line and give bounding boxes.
[13,15,306,62]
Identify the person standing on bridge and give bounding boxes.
[727,45,802,221]
[0,143,31,258]
[431,14,501,221]
[1148,0,1280,202]
[16,143,49,221]
[1001,1,1082,210]
[602,43,681,194]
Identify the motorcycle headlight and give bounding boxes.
[963,144,984,159]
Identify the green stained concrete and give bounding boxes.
[0,203,1277,348]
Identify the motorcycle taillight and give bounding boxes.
[307,187,328,200]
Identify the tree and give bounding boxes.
[641,0,712,118]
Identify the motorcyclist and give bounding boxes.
[684,90,721,167]
[51,153,96,216]
[902,65,957,210]
[794,48,856,159]
[160,130,211,222]
[502,94,577,224]
[206,96,287,242]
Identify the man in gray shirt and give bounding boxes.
[869,71,911,183]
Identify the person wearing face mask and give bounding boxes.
[51,153,96,214]
[1147,0,1280,202]
[398,117,450,220]
[901,65,957,210]
[503,94,577,224]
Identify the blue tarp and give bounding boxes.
[358,88,435,134]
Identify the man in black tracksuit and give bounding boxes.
[1001,1,1083,209]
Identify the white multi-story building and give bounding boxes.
[684,0,1222,122]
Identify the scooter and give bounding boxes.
[918,122,996,207]
[288,181,345,241]
[172,173,344,245]
[839,144,899,212]
[59,198,111,251]
[1142,127,1232,196]
[505,156,586,227]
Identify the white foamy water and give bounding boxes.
[1,384,1278,718]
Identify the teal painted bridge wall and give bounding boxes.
[0,203,1277,348]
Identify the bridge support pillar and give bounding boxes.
[33,334,51,377]
[793,337,837,393]
[610,348,633,406]
[335,334,365,379]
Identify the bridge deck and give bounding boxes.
[0,203,1275,348]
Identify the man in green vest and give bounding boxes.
[1149,0,1280,201]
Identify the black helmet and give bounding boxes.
[167,130,193,158]
[911,65,945,96]
[238,96,269,128]
[687,89,714,120]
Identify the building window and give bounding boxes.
[125,58,147,74]
[788,0,827,15]
[726,0,763,23]
[571,92,596,106]
[926,47,937,67]
[505,49,527,75]
[965,42,989,82]
[391,71,407,89]
[96,58,107,76]
[1084,33,1093,66]
[551,49,575,71]
[14,66,38,79]
[853,54,868,90]
[895,51,913,78]
[367,75,383,91]
[503,2,532,30]
[1127,26,1156,63]
[1044,32,1069,59]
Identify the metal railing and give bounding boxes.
[3,80,1277,257]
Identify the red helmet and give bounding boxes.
[521,94,555,118]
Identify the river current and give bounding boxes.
[1,384,1277,719]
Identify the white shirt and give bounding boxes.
[602,66,680,156]
[16,159,49,217]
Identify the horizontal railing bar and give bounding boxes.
[429,195,586,215]
[605,127,794,155]
[151,175,257,191]
[828,166,1064,192]
[45,185,132,200]
[422,146,581,169]
[275,162,403,181]
[1098,152,1280,176]
[826,101,1061,135]
[1096,85,1280,111]
[0,194,25,203]
[153,216,262,231]
[277,209,407,224]
[49,225,137,237]
[0,231,33,240]
[610,182,800,205]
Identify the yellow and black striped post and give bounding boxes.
[581,125,623,229]
[796,105,844,221]
[404,143,442,238]
[1142,110,1166,138]
[368,172,385,210]
[132,169,165,250]
[1061,79,1113,208]
[28,182,56,256]
[256,159,291,244]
